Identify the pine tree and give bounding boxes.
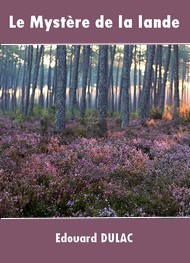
[140,45,155,125]
[80,45,90,121]
[55,45,67,131]
[121,45,133,128]
[98,45,108,136]
[173,45,180,119]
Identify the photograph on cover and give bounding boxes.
[0,44,190,218]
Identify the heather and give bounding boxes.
[1,116,190,217]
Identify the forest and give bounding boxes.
[0,44,190,217]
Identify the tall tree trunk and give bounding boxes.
[68,46,73,89]
[169,64,174,106]
[153,45,159,107]
[157,45,163,106]
[121,45,133,128]
[46,45,53,108]
[173,45,180,119]
[95,49,101,110]
[2,47,9,112]
[138,46,142,109]
[52,48,58,106]
[25,45,33,116]
[13,61,21,112]
[49,45,54,107]
[181,62,186,103]
[115,54,122,111]
[69,45,81,118]
[80,45,90,121]
[11,61,17,112]
[133,45,137,112]
[21,46,27,113]
[55,45,67,131]
[108,45,116,112]
[39,46,45,109]
[118,66,123,112]
[29,45,43,115]
[140,45,155,125]
[159,45,171,114]
[87,53,92,109]
[98,45,108,136]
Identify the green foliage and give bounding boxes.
[150,107,163,119]
[107,111,121,118]
[10,110,29,124]
[66,107,81,121]
[130,110,140,119]
[85,108,98,118]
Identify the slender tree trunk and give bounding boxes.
[69,45,81,118]
[115,54,121,111]
[39,46,45,109]
[21,46,27,113]
[13,62,21,112]
[95,49,101,110]
[118,66,123,112]
[46,45,52,108]
[2,47,9,112]
[133,45,137,112]
[11,61,17,112]
[140,45,155,125]
[87,53,92,109]
[25,45,33,116]
[169,64,174,106]
[29,45,43,115]
[49,45,53,107]
[157,45,163,106]
[173,45,180,119]
[55,45,67,131]
[181,62,186,103]
[68,46,73,89]
[153,45,159,107]
[80,45,90,120]
[52,48,58,106]
[138,46,142,109]
[108,45,116,112]
[98,45,108,136]
[159,45,171,114]
[121,45,133,128]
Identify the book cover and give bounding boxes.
[0,0,189,262]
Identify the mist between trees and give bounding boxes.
[0,44,189,134]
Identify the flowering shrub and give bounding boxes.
[171,186,190,216]
[1,116,190,217]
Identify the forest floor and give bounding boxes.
[1,114,190,217]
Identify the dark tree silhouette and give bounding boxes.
[133,45,137,112]
[39,46,45,109]
[21,47,27,113]
[80,45,90,121]
[140,45,155,125]
[98,45,108,136]
[47,45,53,108]
[69,45,81,118]
[121,45,133,128]
[55,45,67,131]
[29,45,43,115]
[108,45,116,112]
[173,45,180,119]
[159,45,171,114]
[25,45,33,116]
